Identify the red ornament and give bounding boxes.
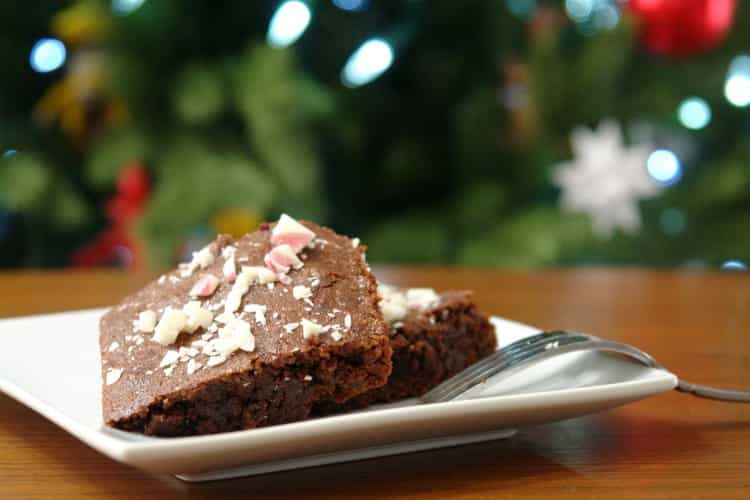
[628,0,736,57]
[73,162,150,269]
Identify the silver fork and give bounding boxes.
[420,330,750,404]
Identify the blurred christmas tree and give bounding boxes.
[0,0,748,270]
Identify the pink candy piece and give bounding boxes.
[264,244,302,274]
[278,274,292,285]
[189,274,220,297]
[270,214,315,253]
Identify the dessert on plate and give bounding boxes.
[100,215,392,436]
[315,285,496,413]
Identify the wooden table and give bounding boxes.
[1,268,749,499]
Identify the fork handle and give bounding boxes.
[676,380,750,402]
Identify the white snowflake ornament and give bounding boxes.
[553,119,662,238]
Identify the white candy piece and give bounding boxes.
[351,237,360,248]
[244,303,267,325]
[284,322,300,332]
[159,350,180,368]
[211,318,256,357]
[223,255,237,282]
[189,274,220,297]
[181,244,215,277]
[344,313,352,329]
[186,359,202,375]
[264,244,302,274]
[292,285,312,300]
[183,300,214,333]
[301,319,323,339]
[242,266,277,284]
[207,355,226,367]
[105,368,123,385]
[135,310,157,333]
[270,214,316,252]
[107,341,120,352]
[331,331,343,341]
[152,307,188,345]
[378,284,408,323]
[405,288,440,310]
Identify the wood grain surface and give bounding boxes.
[1,267,749,499]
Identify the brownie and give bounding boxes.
[100,217,392,436]
[315,286,496,413]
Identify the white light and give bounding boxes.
[341,38,394,87]
[678,97,711,130]
[29,38,66,73]
[594,3,620,30]
[332,0,368,11]
[724,75,750,107]
[267,1,312,48]
[647,149,682,186]
[112,0,145,15]
[721,260,748,271]
[565,0,594,22]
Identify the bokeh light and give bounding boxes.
[506,0,537,18]
[721,260,748,271]
[725,54,750,107]
[267,1,312,48]
[565,0,593,22]
[659,208,686,236]
[332,0,368,11]
[111,0,146,15]
[2,149,17,158]
[29,38,66,73]
[647,149,682,186]
[678,97,711,130]
[341,38,394,87]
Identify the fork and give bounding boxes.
[420,330,750,404]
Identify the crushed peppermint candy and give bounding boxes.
[331,331,343,341]
[301,319,323,339]
[183,300,214,333]
[222,246,237,282]
[107,341,120,352]
[159,350,180,368]
[207,355,226,367]
[378,284,409,323]
[186,359,202,375]
[205,317,255,358]
[189,274,220,297]
[292,285,312,300]
[164,365,176,376]
[264,244,302,274]
[351,237,360,248]
[135,310,157,333]
[270,214,316,252]
[284,322,300,333]
[158,275,167,284]
[244,303,267,325]
[344,314,352,329]
[405,288,440,310]
[180,244,215,277]
[152,307,188,345]
[303,375,313,381]
[105,368,123,385]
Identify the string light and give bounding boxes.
[332,0,368,11]
[29,38,66,73]
[724,54,750,107]
[678,97,711,130]
[341,38,394,87]
[111,0,146,15]
[721,260,747,271]
[647,149,682,186]
[267,1,312,48]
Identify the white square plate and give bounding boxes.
[0,309,677,481]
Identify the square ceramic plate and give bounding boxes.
[0,309,677,481]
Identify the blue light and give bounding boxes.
[593,2,620,30]
[678,97,711,130]
[721,260,748,271]
[267,1,312,48]
[506,0,537,18]
[112,0,146,15]
[2,149,17,158]
[565,0,594,22]
[29,38,66,73]
[647,149,682,186]
[341,38,394,87]
[332,0,368,11]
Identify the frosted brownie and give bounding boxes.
[315,285,496,412]
[100,215,392,436]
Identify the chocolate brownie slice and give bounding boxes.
[315,285,496,413]
[100,216,391,436]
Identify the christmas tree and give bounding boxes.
[0,0,748,270]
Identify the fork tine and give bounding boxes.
[421,331,585,402]
[422,333,592,403]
